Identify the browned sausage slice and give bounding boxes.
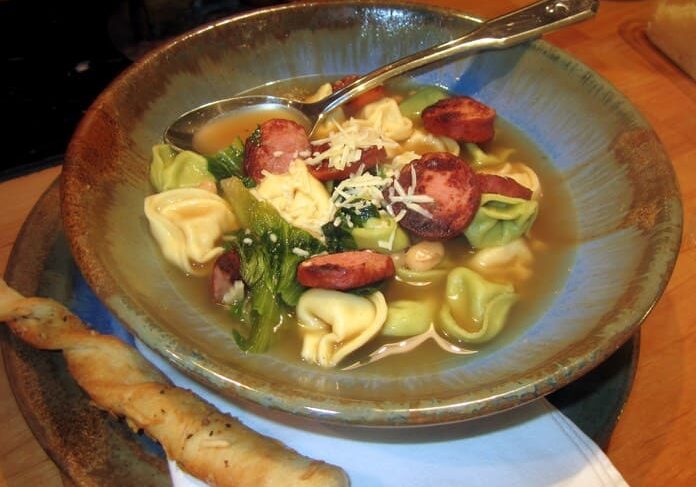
[385,152,481,240]
[307,145,386,181]
[476,173,533,200]
[297,251,395,290]
[210,249,243,304]
[422,96,496,143]
[244,119,311,182]
[331,75,387,115]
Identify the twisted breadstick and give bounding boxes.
[0,280,349,487]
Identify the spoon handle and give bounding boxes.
[313,0,598,117]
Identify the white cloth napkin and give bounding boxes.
[135,342,628,487]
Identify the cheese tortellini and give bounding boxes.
[464,194,539,249]
[398,86,449,120]
[144,188,238,276]
[303,82,333,103]
[149,144,216,192]
[297,289,387,368]
[464,143,516,168]
[358,98,414,143]
[401,128,460,156]
[467,238,534,282]
[351,214,410,253]
[251,160,333,239]
[382,299,434,337]
[439,267,518,344]
[480,162,542,200]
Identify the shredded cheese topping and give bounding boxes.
[383,164,434,219]
[330,167,392,215]
[302,118,398,171]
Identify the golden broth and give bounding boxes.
[162,78,577,374]
[193,106,306,155]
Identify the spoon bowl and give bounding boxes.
[164,0,598,151]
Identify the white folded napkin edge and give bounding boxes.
[134,341,629,487]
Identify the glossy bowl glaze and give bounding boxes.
[61,1,682,426]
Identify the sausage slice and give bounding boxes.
[244,119,311,182]
[385,152,481,240]
[211,249,243,304]
[476,173,533,200]
[306,145,386,181]
[331,75,387,114]
[422,96,496,143]
[297,251,395,290]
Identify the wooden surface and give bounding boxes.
[1,0,694,485]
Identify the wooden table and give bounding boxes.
[1,0,694,485]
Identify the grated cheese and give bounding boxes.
[330,169,392,217]
[377,225,397,251]
[221,280,245,305]
[302,118,398,172]
[292,247,309,257]
[388,167,434,219]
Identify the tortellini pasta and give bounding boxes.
[464,143,516,168]
[467,238,534,282]
[390,151,421,171]
[480,162,541,200]
[144,188,238,276]
[398,86,449,120]
[297,289,387,368]
[150,144,215,192]
[351,214,410,253]
[401,128,460,156]
[358,97,414,142]
[438,267,518,344]
[304,83,348,139]
[251,160,333,239]
[303,82,333,103]
[396,265,449,284]
[382,300,434,337]
[464,194,539,249]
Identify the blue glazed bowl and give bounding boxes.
[61,1,682,425]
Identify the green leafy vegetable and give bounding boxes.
[321,204,380,253]
[220,177,325,352]
[206,137,255,187]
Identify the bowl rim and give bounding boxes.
[61,0,683,426]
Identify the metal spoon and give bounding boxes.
[165,0,598,151]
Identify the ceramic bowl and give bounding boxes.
[61,1,682,426]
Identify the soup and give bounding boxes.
[144,77,577,371]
